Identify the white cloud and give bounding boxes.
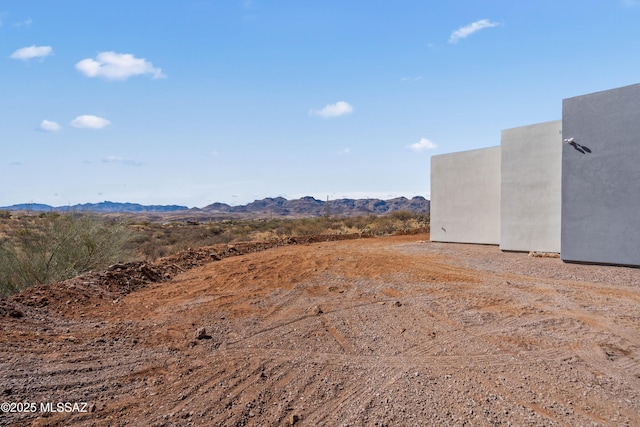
[70,115,111,129]
[310,101,354,118]
[10,45,53,60]
[338,148,351,155]
[449,19,499,44]
[408,138,437,152]
[400,76,422,82]
[102,156,142,166]
[38,120,61,132]
[75,51,166,81]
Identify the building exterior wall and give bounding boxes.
[430,147,501,245]
[500,120,562,253]
[561,83,640,266]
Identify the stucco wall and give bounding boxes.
[500,120,562,253]
[561,83,640,266]
[430,147,501,245]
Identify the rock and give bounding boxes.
[289,414,300,425]
[195,327,208,340]
[9,309,23,318]
[109,263,128,270]
[528,251,560,258]
[311,305,323,315]
[195,328,211,340]
[393,301,402,307]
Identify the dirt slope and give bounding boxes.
[1,234,640,426]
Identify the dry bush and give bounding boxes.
[0,213,131,297]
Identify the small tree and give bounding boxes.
[0,214,130,297]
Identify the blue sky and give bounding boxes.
[2,0,639,208]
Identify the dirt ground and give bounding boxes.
[1,233,639,426]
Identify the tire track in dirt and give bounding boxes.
[389,248,640,380]
[2,234,640,426]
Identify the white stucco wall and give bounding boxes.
[430,147,501,245]
[500,120,562,253]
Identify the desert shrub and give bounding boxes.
[208,224,224,235]
[288,217,331,236]
[0,210,11,220]
[415,212,430,226]
[0,214,131,297]
[343,216,370,230]
[367,216,397,236]
[389,210,414,222]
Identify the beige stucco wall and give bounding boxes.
[430,147,501,245]
[500,120,562,253]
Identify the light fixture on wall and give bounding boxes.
[563,137,575,144]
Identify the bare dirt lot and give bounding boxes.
[1,233,639,426]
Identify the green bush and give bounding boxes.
[0,214,131,297]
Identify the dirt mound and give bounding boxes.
[1,233,639,426]
[5,233,369,319]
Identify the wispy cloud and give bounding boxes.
[102,156,142,166]
[310,101,354,118]
[449,19,499,44]
[71,115,111,129]
[38,120,61,132]
[338,148,351,155]
[76,51,166,81]
[13,17,32,28]
[241,0,258,20]
[622,0,640,6]
[400,76,422,82]
[10,45,52,60]
[408,138,437,152]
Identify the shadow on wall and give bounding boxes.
[564,138,592,154]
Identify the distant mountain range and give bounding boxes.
[1,196,430,218]
[199,196,430,217]
[1,202,189,213]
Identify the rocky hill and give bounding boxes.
[1,196,429,219]
[198,196,430,217]
[1,201,189,213]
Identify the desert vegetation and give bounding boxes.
[128,211,429,260]
[0,211,429,296]
[0,213,130,297]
